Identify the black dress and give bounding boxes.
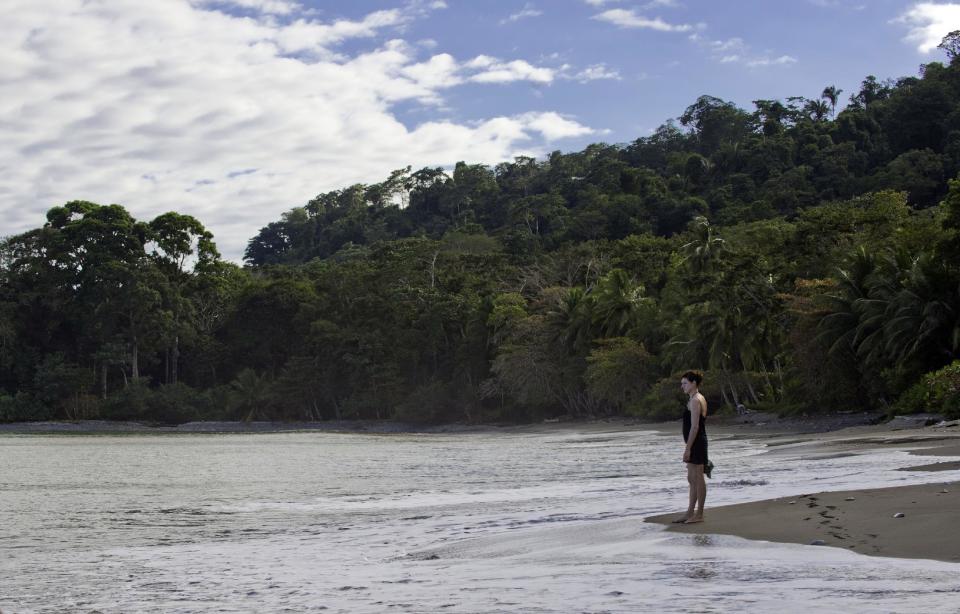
[682,406,708,466]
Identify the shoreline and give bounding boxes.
[646,422,960,563]
[6,414,960,564]
[646,479,960,563]
[0,409,893,435]
[0,419,505,435]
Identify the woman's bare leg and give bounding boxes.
[686,465,706,523]
[676,464,696,522]
[696,467,707,517]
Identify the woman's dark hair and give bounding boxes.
[681,370,703,385]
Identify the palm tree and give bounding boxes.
[548,286,594,354]
[817,246,877,358]
[821,85,843,118]
[591,268,653,338]
[663,300,751,406]
[883,252,960,368]
[805,99,830,122]
[680,217,726,274]
[816,247,958,381]
[230,368,272,422]
[849,250,909,370]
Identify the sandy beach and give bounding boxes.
[647,419,960,563]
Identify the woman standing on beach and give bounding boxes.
[677,370,708,524]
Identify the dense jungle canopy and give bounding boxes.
[3,36,960,424]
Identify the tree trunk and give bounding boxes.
[727,377,740,405]
[131,336,139,380]
[745,376,760,405]
[429,251,439,288]
[758,358,777,401]
[171,335,180,385]
[775,358,785,401]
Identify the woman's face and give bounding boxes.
[680,378,695,395]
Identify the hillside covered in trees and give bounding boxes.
[3,36,960,424]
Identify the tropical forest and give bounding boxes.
[3,35,960,425]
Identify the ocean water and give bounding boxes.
[1,427,958,613]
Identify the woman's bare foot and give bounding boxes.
[673,512,694,523]
[683,515,704,524]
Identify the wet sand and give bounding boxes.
[647,480,959,562]
[647,425,960,563]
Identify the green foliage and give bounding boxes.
[782,279,867,413]
[394,379,472,423]
[100,381,202,424]
[893,361,960,418]
[4,56,960,424]
[633,371,725,420]
[0,393,54,422]
[585,338,653,412]
[939,174,960,260]
[227,369,273,422]
[32,354,97,420]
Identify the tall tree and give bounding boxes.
[938,30,960,61]
[147,212,220,384]
[821,85,843,118]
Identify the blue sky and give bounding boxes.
[2,0,957,260]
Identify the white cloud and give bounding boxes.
[517,112,596,140]
[400,53,463,94]
[467,58,555,83]
[584,0,621,5]
[896,2,960,53]
[569,63,622,82]
[692,34,796,68]
[700,36,746,53]
[192,0,303,15]
[592,8,693,32]
[501,3,543,24]
[1,0,594,260]
[273,10,406,55]
[746,55,797,67]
